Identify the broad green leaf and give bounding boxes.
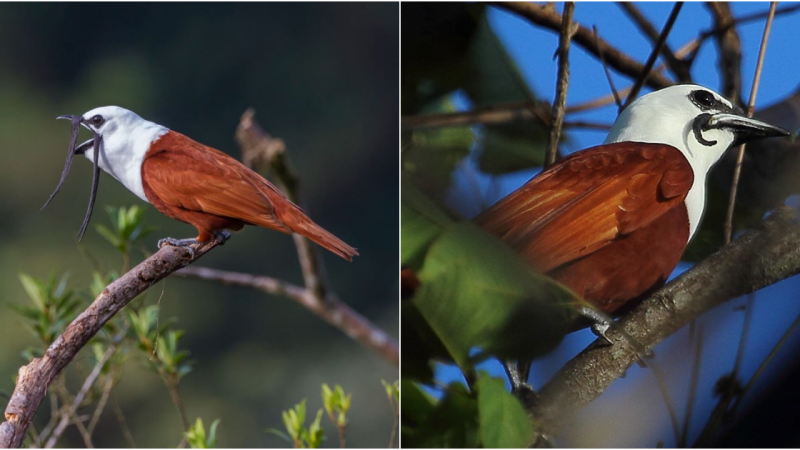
[476,374,534,448]
[414,223,576,368]
[400,181,454,267]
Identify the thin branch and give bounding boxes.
[178,266,399,366]
[0,240,221,448]
[545,2,575,168]
[495,2,674,89]
[723,2,778,244]
[679,326,705,448]
[618,2,692,82]
[529,207,800,439]
[648,360,681,446]
[593,26,623,110]
[622,2,684,110]
[706,3,743,102]
[401,100,610,131]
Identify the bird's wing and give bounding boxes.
[141,131,292,232]
[474,142,694,272]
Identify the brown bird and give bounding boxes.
[51,106,358,261]
[475,85,788,335]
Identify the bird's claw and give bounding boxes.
[580,306,614,346]
[157,237,198,258]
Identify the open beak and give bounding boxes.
[708,113,790,144]
[56,115,94,154]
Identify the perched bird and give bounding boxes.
[475,84,789,334]
[50,106,358,261]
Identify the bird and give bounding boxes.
[474,84,789,337]
[52,106,358,261]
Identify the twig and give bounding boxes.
[723,2,778,244]
[622,2,684,110]
[545,2,575,168]
[111,392,136,448]
[528,207,800,439]
[178,266,399,366]
[495,2,673,89]
[679,326,705,447]
[86,369,115,435]
[0,239,221,448]
[648,360,681,447]
[706,3,743,102]
[401,100,610,131]
[593,26,623,110]
[618,2,691,82]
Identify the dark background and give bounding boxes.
[0,3,398,447]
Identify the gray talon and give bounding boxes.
[157,237,198,258]
[580,306,614,345]
[591,322,613,346]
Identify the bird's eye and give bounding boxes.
[90,115,104,127]
[692,90,715,108]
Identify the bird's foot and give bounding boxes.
[158,237,198,258]
[213,230,232,245]
[580,306,614,346]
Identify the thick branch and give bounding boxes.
[495,2,674,90]
[178,266,399,366]
[0,240,220,448]
[532,207,800,437]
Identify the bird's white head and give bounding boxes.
[61,106,168,202]
[605,84,789,173]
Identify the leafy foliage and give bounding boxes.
[321,383,351,428]
[186,418,221,449]
[270,399,325,449]
[94,205,155,255]
[12,272,83,348]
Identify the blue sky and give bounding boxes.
[434,3,800,446]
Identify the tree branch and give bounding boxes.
[0,240,221,448]
[178,266,399,366]
[530,207,800,438]
[545,2,576,168]
[622,2,683,110]
[706,2,743,102]
[495,2,674,90]
[617,2,692,83]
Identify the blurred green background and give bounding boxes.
[0,3,398,448]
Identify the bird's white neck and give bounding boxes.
[83,120,168,202]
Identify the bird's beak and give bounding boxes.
[75,139,93,155]
[56,114,77,121]
[708,113,790,143]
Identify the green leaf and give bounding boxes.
[414,223,576,368]
[400,181,454,267]
[476,374,534,448]
[402,95,475,198]
[402,382,480,448]
[18,274,44,309]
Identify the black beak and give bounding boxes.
[707,113,791,145]
[56,114,77,121]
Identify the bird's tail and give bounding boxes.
[279,208,359,262]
